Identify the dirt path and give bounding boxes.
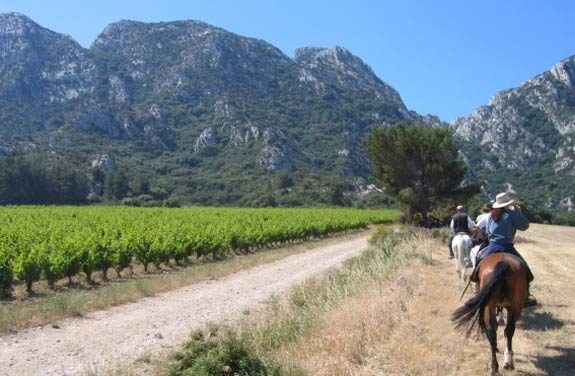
[0,236,371,376]
[360,223,575,375]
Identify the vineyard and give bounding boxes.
[0,206,397,297]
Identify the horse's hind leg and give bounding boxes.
[503,310,517,370]
[483,306,499,374]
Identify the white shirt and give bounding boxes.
[475,212,491,231]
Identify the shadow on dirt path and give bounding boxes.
[520,346,575,376]
[519,305,565,331]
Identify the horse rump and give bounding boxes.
[451,261,510,337]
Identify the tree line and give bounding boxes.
[0,155,151,205]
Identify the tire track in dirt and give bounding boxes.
[0,236,371,376]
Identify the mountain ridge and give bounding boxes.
[0,12,572,210]
[0,12,440,206]
[452,54,575,209]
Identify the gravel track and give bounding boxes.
[0,235,370,376]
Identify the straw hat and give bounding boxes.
[492,192,514,209]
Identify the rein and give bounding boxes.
[460,278,472,301]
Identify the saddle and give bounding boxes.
[471,245,534,283]
[476,245,512,264]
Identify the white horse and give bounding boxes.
[470,244,481,270]
[452,233,472,281]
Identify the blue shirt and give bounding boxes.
[487,210,529,245]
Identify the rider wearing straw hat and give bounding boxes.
[470,192,534,288]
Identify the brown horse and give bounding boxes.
[452,252,529,375]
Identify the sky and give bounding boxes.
[0,0,573,122]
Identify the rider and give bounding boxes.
[469,192,534,287]
[473,203,492,244]
[448,205,475,259]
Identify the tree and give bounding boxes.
[366,122,477,224]
[330,183,348,206]
[104,169,129,200]
[130,174,151,196]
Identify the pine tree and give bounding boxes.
[366,122,476,224]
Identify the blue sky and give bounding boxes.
[0,0,573,122]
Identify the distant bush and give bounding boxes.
[122,194,162,207]
[550,211,575,226]
[163,198,182,208]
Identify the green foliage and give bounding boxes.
[368,225,391,246]
[13,246,42,293]
[0,251,13,298]
[130,174,151,196]
[0,206,397,296]
[168,330,280,376]
[0,155,88,205]
[366,122,476,224]
[104,169,130,200]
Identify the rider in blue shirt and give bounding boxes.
[485,207,529,253]
[470,192,534,285]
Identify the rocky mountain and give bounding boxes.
[0,12,444,205]
[453,55,575,209]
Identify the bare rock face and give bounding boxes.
[0,13,96,103]
[91,19,290,96]
[194,126,218,152]
[227,124,259,146]
[257,128,300,171]
[551,57,575,87]
[453,55,575,203]
[91,154,116,172]
[453,55,575,173]
[294,46,406,106]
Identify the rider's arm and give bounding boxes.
[510,210,529,231]
[450,219,455,234]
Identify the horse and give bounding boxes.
[452,232,472,281]
[470,226,487,270]
[469,226,506,326]
[452,252,529,375]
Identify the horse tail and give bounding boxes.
[452,261,510,336]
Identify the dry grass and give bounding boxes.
[0,230,368,334]
[284,224,575,376]
[270,232,437,376]
[159,223,575,375]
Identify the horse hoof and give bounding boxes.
[504,363,514,371]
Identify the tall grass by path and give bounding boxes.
[165,226,440,375]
